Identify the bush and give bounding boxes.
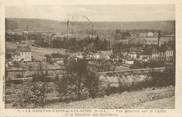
[84,70,99,98]
[13,82,47,108]
[56,57,99,101]
[149,68,175,87]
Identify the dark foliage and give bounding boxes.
[149,67,175,87]
[56,57,100,101]
[34,36,110,52]
[13,82,47,108]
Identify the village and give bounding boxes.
[5,28,175,81]
[5,18,175,109]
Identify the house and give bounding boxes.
[159,35,175,46]
[73,52,84,59]
[90,51,112,60]
[139,48,152,62]
[131,30,159,45]
[151,53,159,60]
[52,33,76,40]
[89,34,98,39]
[128,52,137,59]
[139,52,151,62]
[119,39,129,44]
[114,30,160,45]
[51,57,64,65]
[140,31,159,45]
[122,58,134,65]
[91,53,100,59]
[99,51,112,60]
[151,51,166,62]
[150,47,174,62]
[12,45,32,62]
[165,49,174,62]
[122,51,128,57]
[151,48,160,60]
[158,52,166,61]
[144,37,158,45]
[55,58,64,65]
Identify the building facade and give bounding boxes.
[13,46,32,62]
[123,30,160,45]
[159,35,175,46]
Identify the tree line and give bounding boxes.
[35,36,110,52]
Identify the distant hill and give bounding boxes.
[6,18,175,35]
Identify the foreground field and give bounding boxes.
[46,86,174,109]
[134,96,174,109]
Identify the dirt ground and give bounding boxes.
[46,86,175,109]
[133,96,174,109]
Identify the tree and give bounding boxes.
[64,57,88,99]
[149,67,175,87]
[45,54,51,63]
[56,57,99,101]
[14,81,47,108]
[84,70,99,98]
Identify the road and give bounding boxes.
[99,67,165,74]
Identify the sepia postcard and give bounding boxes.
[0,0,182,117]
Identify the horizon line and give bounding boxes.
[5,17,175,22]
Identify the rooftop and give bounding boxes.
[15,45,31,53]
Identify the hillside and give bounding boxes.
[6,18,175,35]
[46,86,174,109]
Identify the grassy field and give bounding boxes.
[46,86,174,109]
[31,46,66,60]
[6,42,66,60]
[5,80,174,109]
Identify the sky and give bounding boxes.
[5,4,175,22]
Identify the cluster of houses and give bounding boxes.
[71,51,112,60]
[112,30,175,65]
[5,31,174,83]
[12,45,32,62]
[64,46,174,67]
[116,30,175,46]
[7,29,175,67]
[9,42,174,67]
[121,47,174,65]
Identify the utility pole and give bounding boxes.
[26,25,29,41]
[91,23,94,36]
[158,31,161,49]
[66,19,70,40]
[23,25,29,46]
[82,16,94,38]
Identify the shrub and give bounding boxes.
[13,82,47,108]
[84,70,99,98]
[149,68,175,87]
[56,57,99,101]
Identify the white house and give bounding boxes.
[122,58,134,65]
[128,52,137,59]
[13,45,32,62]
[165,49,174,62]
[92,53,101,59]
[151,52,159,60]
[99,51,112,60]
